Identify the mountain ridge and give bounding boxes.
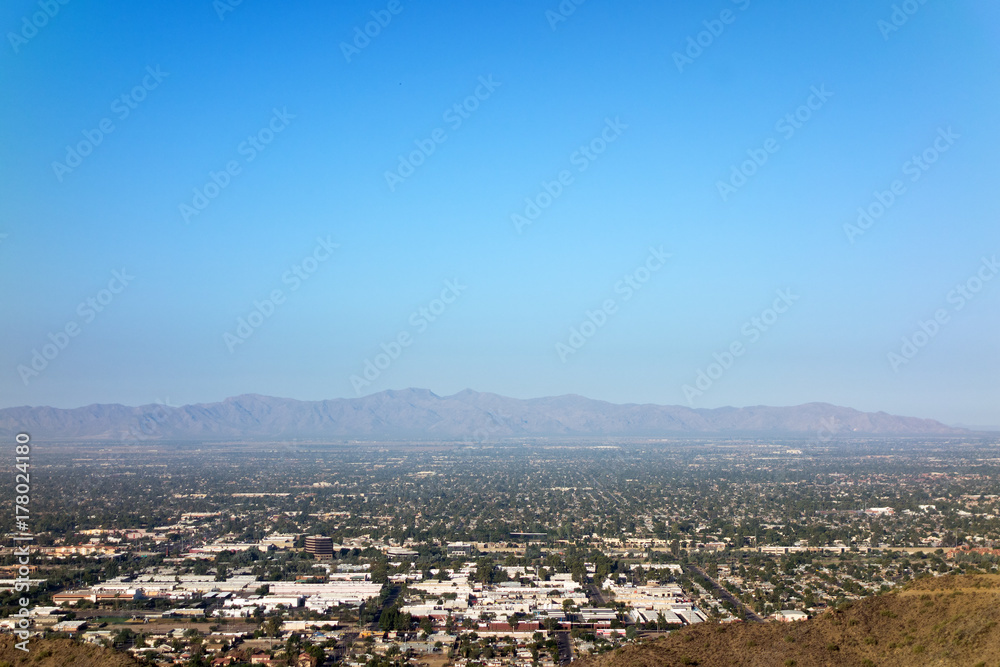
[0,389,972,442]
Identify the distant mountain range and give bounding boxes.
[0,389,975,442]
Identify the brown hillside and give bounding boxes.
[0,636,143,667]
[584,575,1000,667]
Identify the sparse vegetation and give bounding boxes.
[580,575,1000,667]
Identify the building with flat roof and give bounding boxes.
[447,541,473,556]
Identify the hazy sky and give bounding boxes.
[2,1,998,426]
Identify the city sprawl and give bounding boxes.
[3,437,1000,665]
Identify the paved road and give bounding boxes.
[333,631,359,661]
[555,630,574,664]
[585,583,608,606]
[684,564,763,623]
[381,583,402,610]
[363,582,402,630]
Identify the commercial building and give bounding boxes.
[305,535,334,558]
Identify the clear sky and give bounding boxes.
[1,1,998,426]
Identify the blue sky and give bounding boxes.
[1,1,998,426]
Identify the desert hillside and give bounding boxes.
[583,574,1000,667]
[0,636,142,667]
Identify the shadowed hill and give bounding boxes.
[582,574,1000,667]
